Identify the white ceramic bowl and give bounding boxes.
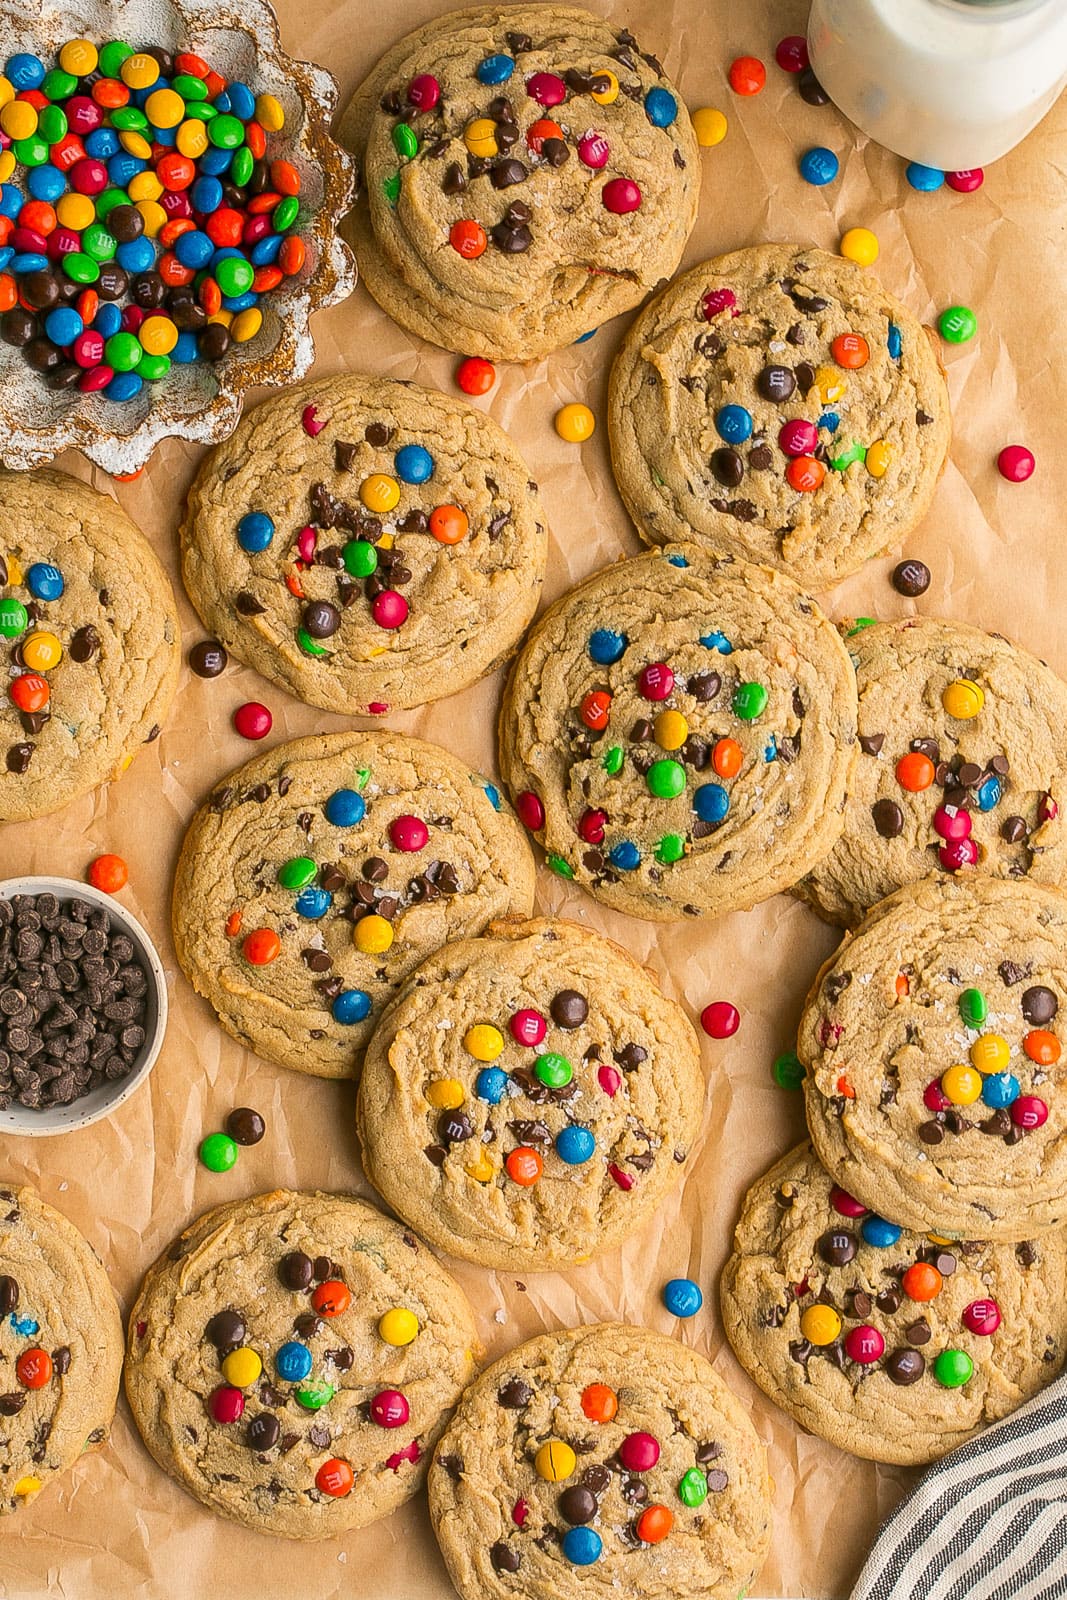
[0,876,168,1136]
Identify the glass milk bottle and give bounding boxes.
[808,0,1067,170]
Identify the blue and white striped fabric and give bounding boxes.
[851,1374,1067,1600]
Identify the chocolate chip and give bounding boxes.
[363,857,388,883]
[847,1289,872,1318]
[999,960,1031,987]
[424,1144,447,1167]
[957,762,982,788]
[1022,985,1058,1024]
[877,1290,902,1315]
[748,443,773,471]
[0,1275,18,1314]
[279,1251,313,1291]
[795,361,817,393]
[711,447,744,488]
[581,1463,612,1494]
[919,1120,945,1144]
[226,1107,265,1146]
[69,626,100,663]
[916,409,934,426]
[0,1392,26,1415]
[886,1348,925,1385]
[188,640,227,678]
[905,1317,931,1346]
[688,672,721,702]
[798,68,830,104]
[205,1309,246,1354]
[497,1378,532,1408]
[550,990,588,1029]
[817,1228,857,1266]
[364,422,393,447]
[872,798,904,838]
[1001,815,1029,844]
[492,158,528,187]
[859,733,885,756]
[6,743,33,774]
[235,592,267,617]
[757,364,797,402]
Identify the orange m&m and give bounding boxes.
[1024,1029,1060,1065]
[580,690,612,731]
[712,737,743,779]
[636,1504,674,1543]
[902,1262,943,1302]
[505,1147,542,1186]
[831,332,870,369]
[896,751,935,791]
[449,219,486,259]
[16,1348,52,1389]
[429,504,469,544]
[242,928,281,965]
[10,673,49,713]
[311,1280,351,1317]
[580,1383,618,1423]
[315,1458,354,1497]
[786,455,826,492]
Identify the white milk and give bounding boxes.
[807,0,1067,170]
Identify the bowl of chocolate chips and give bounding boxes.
[0,876,167,1135]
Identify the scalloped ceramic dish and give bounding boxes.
[0,0,357,473]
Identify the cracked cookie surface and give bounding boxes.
[357,917,704,1270]
[338,5,699,359]
[172,731,535,1079]
[608,246,949,590]
[125,1190,478,1539]
[429,1322,771,1600]
[721,1144,1067,1465]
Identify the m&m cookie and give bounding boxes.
[498,546,857,920]
[0,1187,123,1516]
[181,374,548,714]
[357,918,704,1270]
[800,876,1067,1240]
[428,1323,770,1597]
[0,467,179,821]
[171,731,535,1079]
[338,6,698,359]
[800,618,1067,926]
[608,246,950,590]
[721,1144,1067,1465]
[124,1191,477,1537]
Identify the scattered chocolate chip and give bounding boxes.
[0,1276,18,1314]
[905,1317,931,1346]
[858,733,885,756]
[999,960,1031,987]
[490,1543,520,1574]
[710,447,744,488]
[498,1378,532,1408]
[872,798,904,838]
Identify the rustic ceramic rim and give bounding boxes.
[0,0,357,473]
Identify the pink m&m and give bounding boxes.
[578,132,610,170]
[390,815,428,852]
[701,288,737,320]
[210,1386,245,1424]
[924,1079,952,1113]
[939,837,979,871]
[775,35,809,73]
[370,1388,410,1428]
[997,444,1035,483]
[933,805,972,842]
[578,807,608,843]
[1011,1095,1049,1130]
[844,1325,885,1364]
[638,663,675,701]
[946,169,984,192]
[301,403,327,437]
[510,1008,547,1047]
[779,419,819,457]
[598,1063,622,1096]
[962,1298,1001,1336]
[73,330,104,368]
[830,1185,867,1218]
[516,790,545,831]
[527,72,566,106]
[701,1001,740,1039]
[233,701,273,741]
[602,177,642,214]
[297,525,317,562]
[69,157,108,196]
[371,590,409,629]
[618,1431,660,1471]
[407,73,441,110]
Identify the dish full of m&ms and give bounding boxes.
[427,1324,771,1597]
[123,1190,477,1537]
[0,35,308,402]
[721,1144,1067,1465]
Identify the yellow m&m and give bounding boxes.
[535,1439,577,1481]
[591,69,619,104]
[221,1347,263,1388]
[13,1475,41,1497]
[0,151,14,184]
[866,440,892,479]
[464,1024,504,1062]
[426,1078,465,1109]
[799,1305,842,1345]
[135,201,167,238]
[942,679,985,720]
[941,1064,982,1105]
[692,107,728,146]
[360,474,401,515]
[555,403,596,443]
[353,914,394,954]
[654,710,689,751]
[256,93,286,132]
[128,170,164,203]
[120,53,161,90]
[145,88,185,129]
[1,100,37,141]
[840,226,879,267]
[119,129,153,161]
[379,1308,419,1346]
[465,1151,495,1182]
[177,118,209,159]
[57,193,95,231]
[970,1033,1010,1075]
[464,117,498,158]
[813,365,848,405]
[59,39,99,76]
[232,308,264,344]
[21,632,62,672]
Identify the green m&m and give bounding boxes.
[277,856,317,890]
[602,745,624,775]
[646,759,686,799]
[732,681,768,720]
[933,1348,974,1388]
[343,539,378,578]
[959,988,987,1027]
[0,598,28,638]
[678,1467,708,1507]
[772,1051,806,1091]
[199,1132,238,1173]
[295,1379,336,1411]
[534,1052,573,1089]
[938,305,977,344]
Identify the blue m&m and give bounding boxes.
[476,53,515,84]
[588,628,627,664]
[555,1125,595,1165]
[275,1342,313,1382]
[237,512,275,553]
[662,1277,703,1318]
[324,789,366,827]
[26,562,63,601]
[394,444,434,484]
[332,989,372,1024]
[906,161,944,191]
[562,1527,603,1566]
[693,784,729,824]
[799,146,839,186]
[645,87,678,127]
[861,1215,902,1248]
[715,405,753,445]
[475,1067,509,1103]
[294,887,332,919]
[609,840,641,871]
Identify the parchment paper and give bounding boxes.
[2,1,1064,1595]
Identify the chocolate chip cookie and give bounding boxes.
[338,6,699,359]
[357,917,704,1270]
[799,617,1067,927]
[125,1190,478,1539]
[721,1144,1067,1465]
[608,246,950,590]
[181,374,548,715]
[172,731,536,1079]
[800,876,1067,1241]
[0,1186,122,1516]
[429,1322,771,1598]
[0,468,180,822]
[498,545,858,920]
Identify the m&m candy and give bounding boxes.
[662,1277,703,1317]
[199,1131,238,1172]
[800,147,839,186]
[840,226,879,266]
[728,56,766,95]
[701,1001,739,1039]
[88,853,128,893]
[998,444,1035,483]
[555,402,595,442]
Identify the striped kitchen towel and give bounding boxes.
[851,1372,1067,1600]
